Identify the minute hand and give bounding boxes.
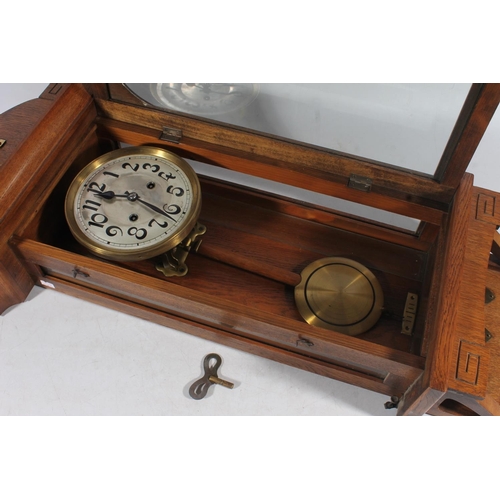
[135,196,177,222]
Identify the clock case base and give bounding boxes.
[1,83,500,416]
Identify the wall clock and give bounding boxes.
[64,145,205,276]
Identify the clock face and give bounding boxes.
[65,146,201,261]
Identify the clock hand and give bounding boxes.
[134,196,177,222]
[95,190,177,222]
[94,190,129,200]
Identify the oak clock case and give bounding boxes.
[2,83,500,416]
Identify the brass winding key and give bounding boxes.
[189,353,234,400]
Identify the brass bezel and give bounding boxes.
[64,146,202,262]
[294,257,384,336]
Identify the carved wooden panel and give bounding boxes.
[456,340,483,385]
[476,192,500,225]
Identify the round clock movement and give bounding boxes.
[65,146,205,276]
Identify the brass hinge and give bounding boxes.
[72,267,90,279]
[348,174,372,192]
[296,338,314,348]
[160,126,183,144]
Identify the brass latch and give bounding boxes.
[160,126,183,144]
[0,139,6,148]
[348,174,372,193]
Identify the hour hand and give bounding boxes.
[94,190,128,200]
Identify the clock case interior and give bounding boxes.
[2,83,500,416]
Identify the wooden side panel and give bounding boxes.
[398,174,474,414]
[0,95,53,312]
[445,190,497,397]
[0,84,96,314]
[423,174,474,391]
[400,184,500,415]
[0,100,51,172]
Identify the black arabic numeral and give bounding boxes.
[82,200,101,211]
[128,227,148,240]
[122,162,140,172]
[158,171,176,181]
[162,203,181,215]
[87,182,107,194]
[148,218,169,228]
[106,226,124,237]
[142,163,160,173]
[166,185,185,197]
[88,213,109,228]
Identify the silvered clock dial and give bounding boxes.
[65,146,204,276]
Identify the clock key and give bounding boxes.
[188,353,235,400]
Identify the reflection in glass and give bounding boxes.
[126,83,471,176]
[148,83,260,116]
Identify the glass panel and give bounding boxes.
[118,139,421,233]
[190,159,421,233]
[467,106,500,191]
[126,83,471,176]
